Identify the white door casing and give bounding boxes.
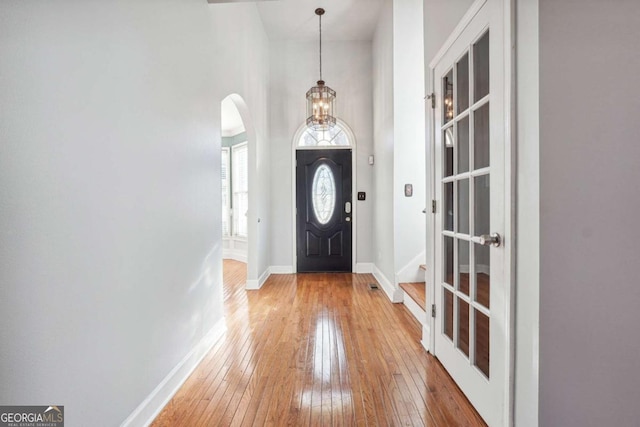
[429,0,513,425]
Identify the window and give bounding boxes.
[221,142,248,239]
[311,164,336,224]
[231,142,248,238]
[221,148,230,236]
[298,123,350,147]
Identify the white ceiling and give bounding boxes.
[208,0,383,41]
[216,0,383,135]
[255,0,384,42]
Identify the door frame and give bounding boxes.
[291,119,357,273]
[426,0,515,424]
[295,149,353,272]
[221,93,258,287]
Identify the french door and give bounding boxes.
[431,0,511,425]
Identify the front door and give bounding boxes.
[296,149,352,272]
[431,0,511,425]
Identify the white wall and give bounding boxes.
[269,40,374,269]
[372,0,396,285]
[210,4,271,285]
[0,1,270,425]
[539,0,640,425]
[424,0,475,63]
[393,0,426,281]
[372,0,426,294]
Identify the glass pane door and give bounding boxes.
[431,1,509,424]
[440,29,491,378]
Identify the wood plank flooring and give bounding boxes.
[399,283,427,311]
[152,260,486,426]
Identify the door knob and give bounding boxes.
[479,233,501,247]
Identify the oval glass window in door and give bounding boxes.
[312,164,336,225]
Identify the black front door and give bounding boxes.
[296,149,352,272]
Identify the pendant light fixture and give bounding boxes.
[306,8,336,130]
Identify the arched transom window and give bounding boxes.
[298,122,351,147]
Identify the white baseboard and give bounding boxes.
[222,249,247,263]
[477,264,490,275]
[421,323,431,353]
[373,265,403,303]
[402,291,426,326]
[246,267,270,290]
[259,268,270,287]
[355,263,374,273]
[270,265,294,274]
[121,318,227,427]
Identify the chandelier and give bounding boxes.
[306,8,336,131]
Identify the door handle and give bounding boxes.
[345,201,352,214]
[478,233,501,247]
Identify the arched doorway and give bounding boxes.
[220,94,257,288]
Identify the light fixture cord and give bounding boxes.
[319,12,322,81]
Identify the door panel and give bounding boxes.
[296,149,352,272]
[431,0,509,425]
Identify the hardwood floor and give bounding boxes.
[152,260,486,426]
[399,282,427,311]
